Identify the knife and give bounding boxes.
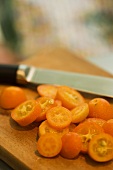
[0,64,113,98]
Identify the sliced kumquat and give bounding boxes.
[35,97,55,122]
[46,106,72,130]
[37,133,62,158]
[37,84,58,99]
[88,133,113,162]
[5,83,113,162]
[88,98,113,120]
[11,99,41,126]
[38,120,69,137]
[71,103,89,123]
[56,85,85,110]
[60,132,82,159]
[0,86,27,109]
[74,121,104,153]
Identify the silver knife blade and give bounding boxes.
[16,65,113,98]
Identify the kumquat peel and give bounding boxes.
[1,85,113,163]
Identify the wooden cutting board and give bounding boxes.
[0,46,113,170]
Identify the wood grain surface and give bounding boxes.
[0,47,113,170]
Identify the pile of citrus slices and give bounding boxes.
[0,84,113,162]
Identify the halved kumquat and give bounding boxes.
[46,106,72,130]
[71,103,89,123]
[56,85,85,110]
[38,120,69,137]
[35,97,55,122]
[37,84,58,99]
[11,99,41,126]
[37,133,62,158]
[88,133,113,162]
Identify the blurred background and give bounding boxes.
[0,0,113,74]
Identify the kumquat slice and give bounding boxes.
[37,133,62,158]
[71,103,89,123]
[11,100,41,126]
[88,133,113,162]
[38,120,69,137]
[56,85,85,110]
[35,97,55,122]
[46,106,72,130]
[37,84,58,99]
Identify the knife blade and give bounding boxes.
[0,64,113,98]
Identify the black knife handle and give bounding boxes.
[0,64,19,84]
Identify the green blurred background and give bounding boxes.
[0,0,113,61]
